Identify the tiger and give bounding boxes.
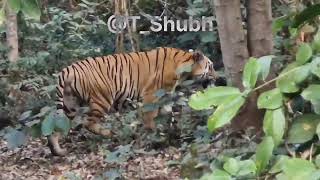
[48,47,217,156]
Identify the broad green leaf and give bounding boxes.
[310,170,320,180]
[8,0,21,13]
[311,57,320,78]
[258,55,274,81]
[207,95,245,132]
[243,57,261,89]
[263,109,285,146]
[294,63,311,83]
[276,63,299,93]
[316,123,320,140]
[276,173,289,180]
[282,158,316,180]
[21,0,41,20]
[237,159,257,176]
[200,169,231,180]
[41,112,55,136]
[223,158,239,175]
[287,114,320,144]
[270,155,289,174]
[276,62,310,93]
[296,43,312,65]
[312,100,320,114]
[301,84,320,101]
[189,87,241,110]
[313,31,320,53]
[292,4,320,28]
[315,154,320,168]
[4,128,28,149]
[29,124,42,138]
[272,15,290,34]
[54,114,71,136]
[255,136,274,175]
[257,88,283,109]
[0,8,5,25]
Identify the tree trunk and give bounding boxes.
[247,0,273,57]
[232,0,274,132]
[6,7,19,62]
[214,0,274,132]
[213,0,248,89]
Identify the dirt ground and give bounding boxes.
[0,131,182,180]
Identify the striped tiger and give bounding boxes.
[48,47,217,156]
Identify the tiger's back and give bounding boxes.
[49,47,217,156]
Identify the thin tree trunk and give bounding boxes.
[213,0,248,89]
[232,0,274,132]
[247,0,273,56]
[115,0,124,52]
[214,0,268,132]
[6,7,19,62]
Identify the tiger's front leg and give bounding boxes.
[83,99,113,137]
[142,92,159,130]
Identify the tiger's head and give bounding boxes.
[190,50,216,80]
[176,50,217,88]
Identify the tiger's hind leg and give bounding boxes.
[83,98,113,137]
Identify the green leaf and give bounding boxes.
[312,31,320,53]
[296,43,312,65]
[276,173,289,180]
[257,88,283,109]
[310,170,320,180]
[54,114,71,136]
[255,136,274,175]
[276,62,310,93]
[312,100,320,114]
[301,84,320,101]
[272,16,290,34]
[263,109,285,146]
[29,123,42,138]
[223,158,239,176]
[270,155,289,174]
[282,158,316,180]
[8,0,21,13]
[200,169,231,180]
[21,0,41,20]
[315,154,320,168]
[207,95,245,132]
[0,8,5,25]
[243,57,261,89]
[4,128,28,149]
[258,55,274,81]
[287,114,320,144]
[189,87,241,110]
[293,63,311,83]
[316,122,320,140]
[292,4,320,28]
[311,57,320,78]
[41,112,55,136]
[237,159,257,176]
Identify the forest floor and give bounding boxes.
[0,129,182,180]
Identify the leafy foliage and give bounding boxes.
[190,5,320,178]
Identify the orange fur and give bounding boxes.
[49,47,216,156]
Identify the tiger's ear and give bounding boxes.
[193,51,204,63]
